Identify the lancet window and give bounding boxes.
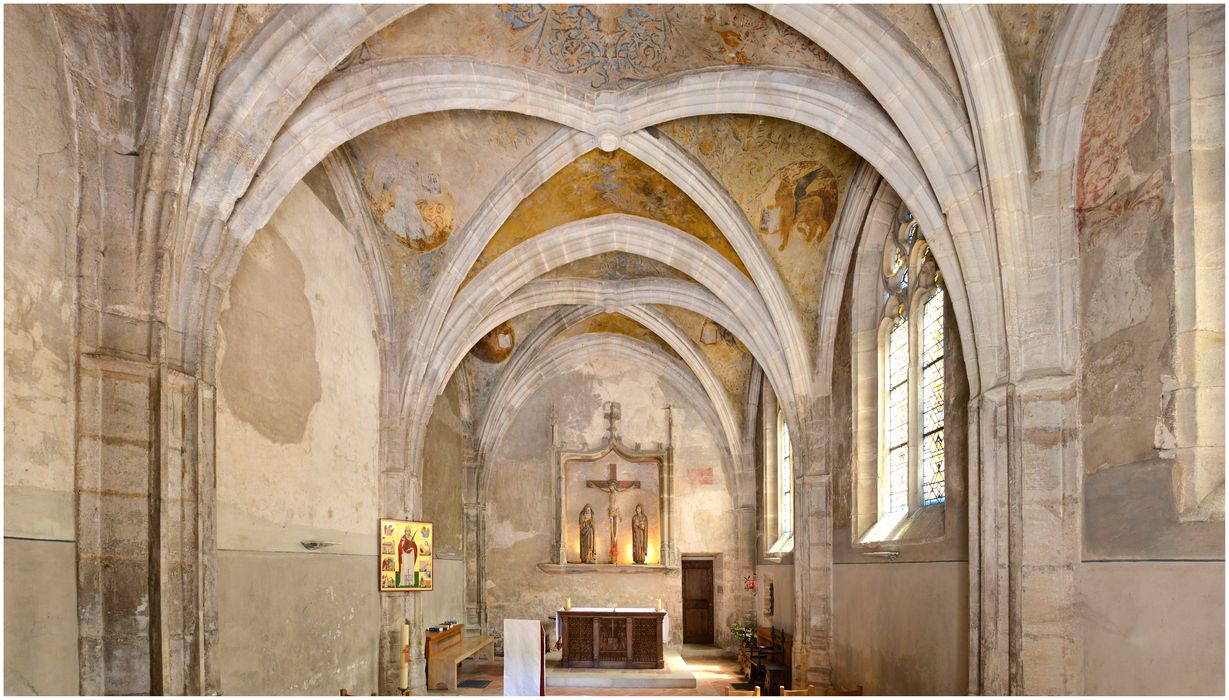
[878,211,946,517]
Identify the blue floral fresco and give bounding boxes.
[496,4,680,88]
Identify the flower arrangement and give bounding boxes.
[730,621,756,647]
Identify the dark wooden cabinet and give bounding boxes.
[558,610,665,669]
[682,559,714,644]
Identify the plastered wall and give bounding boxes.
[3,6,80,694]
[754,563,795,634]
[215,182,382,694]
[483,350,742,647]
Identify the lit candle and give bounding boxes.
[399,621,410,690]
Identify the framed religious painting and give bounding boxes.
[378,519,433,592]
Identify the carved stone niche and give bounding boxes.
[542,401,678,573]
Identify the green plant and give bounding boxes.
[730,622,756,646]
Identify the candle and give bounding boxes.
[399,621,410,690]
[565,598,572,610]
[656,598,663,612]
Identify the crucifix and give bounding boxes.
[586,463,640,564]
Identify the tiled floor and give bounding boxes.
[425,645,744,696]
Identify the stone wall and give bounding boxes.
[483,350,742,648]
[1075,7,1224,694]
[829,243,971,694]
[420,376,467,627]
[214,182,382,694]
[3,6,80,694]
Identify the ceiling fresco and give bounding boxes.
[462,148,747,288]
[659,114,861,349]
[555,312,683,362]
[344,111,557,299]
[312,5,876,429]
[366,4,860,90]
[544,252,693,283]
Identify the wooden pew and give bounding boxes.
[424,624,495,691]
[745,627,791,695]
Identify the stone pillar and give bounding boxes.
[1012,375,1082,694]
[793,471,832,689]
[664,407,678,567]
[463,501,488,635]
[733,504,757,627]
[76,354,157,695]
[1167,3,1226,520]
[376,382,426,695]
[155,370,219,696]
[968,386,1010,695]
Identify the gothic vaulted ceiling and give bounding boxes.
[202,2,1067,474]
[279,4,880,441]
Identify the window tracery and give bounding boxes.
[878,210,946,517]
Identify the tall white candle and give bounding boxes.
[399,621,410,690]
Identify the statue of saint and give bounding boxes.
[579,504,597,564]
[632,504,649,564]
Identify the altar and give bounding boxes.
[557,608,666,669]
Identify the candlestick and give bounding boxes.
[399,621,410,690]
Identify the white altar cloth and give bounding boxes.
[504,619,544,696]
[555,608,669,641]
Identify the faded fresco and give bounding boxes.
[366,4,858,90]
[464,148,745,286]
[545,251,692,282]
[1075,5,1222,561]
[558,313,683,363]
[470,321,517,364]
[1076,2,1172,480]
[345,111,557,301]
[661,114,861,349]
[658,305,749,407]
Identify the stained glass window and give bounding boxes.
[878,209,948,522]
[777,408,793,536]
[920,288,946,505]
[886,318,909,514]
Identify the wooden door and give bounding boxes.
[681,559,714,644]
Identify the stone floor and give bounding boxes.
[425,645,745,696]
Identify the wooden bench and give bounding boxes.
[425,624,495,691]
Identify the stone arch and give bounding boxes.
[476,330,734,502]
[215,57,959,403]
[448,279,787,421]
[759,4,1000,394]
[812,161,882,393]
[1037,5,1123,173]
[469,282,753,484]
[848,181,904,539]
[318,149,397,357]
[422,215,790,419]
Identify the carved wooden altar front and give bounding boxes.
[558,609,666,669]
